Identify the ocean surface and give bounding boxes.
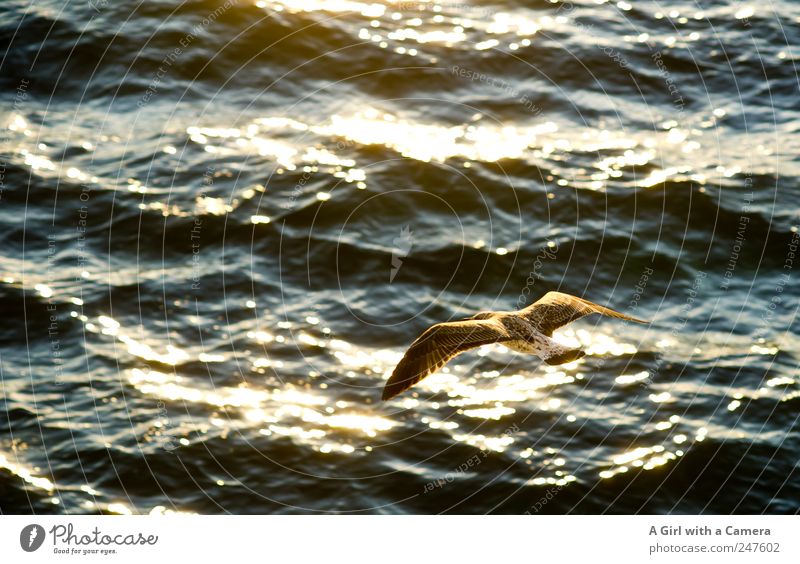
[1,0,798,515]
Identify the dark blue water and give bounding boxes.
[1,0,798,514]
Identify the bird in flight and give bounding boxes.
[382,291,647,400]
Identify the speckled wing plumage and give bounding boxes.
[522,291,647,336]
[382,319,510,401]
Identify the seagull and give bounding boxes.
[382,291,647,401]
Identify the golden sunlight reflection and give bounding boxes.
[316,109,559,162]
[129,368,271,407]
[0,452,55,492]
[89,314,221,366]
[106,502,133,515]
[78,304,651,466]
[261,0,390,17]
[79,306,704,485]
[186,119,370,187]
[9,96,735,231]
[553,328,638,356]
[462,406,515,420]
[615,371,649,385]
[260,1,553,57]
[308,327,640,455]
[600,443,682,479]
[189,104,727,195]
[527,474,578,487]
[71,303,771,493]
[649,391,672,403]
[200,109,560,165]
[127,367,396,449]
[453,432,514,452]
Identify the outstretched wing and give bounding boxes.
[522,291,647,336]
[382,318,510,400]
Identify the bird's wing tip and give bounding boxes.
[381,382,402,401]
